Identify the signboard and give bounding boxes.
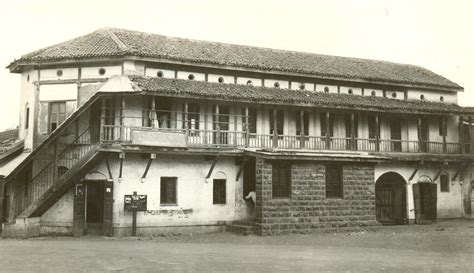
[131,130,187,148]
[124,194,147,211]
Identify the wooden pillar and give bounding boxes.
[375,114,380,152]
[215,104,220,145]
[245,106,250,147]
[300,110,305,149]
[184,102,189,133]
[325,111,331,149]
[442,116,447,153]
[0,176,4,231]
[417,116,422,152]
[121,96,126,142]
[204,102,208,145]
[272,108,278,148]
[469,116,473,154]
[350,112,355,151]
[234,107,238,145]
[459,116,465,154]
[150,97,156,128]
[100,98,106,141]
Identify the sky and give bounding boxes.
[0,0,472,131]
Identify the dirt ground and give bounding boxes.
[0,219,473,272]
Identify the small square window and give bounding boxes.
[213,179,226,204]
[440,174,449,192]
[160,177,177,205]
[326,164,343,198]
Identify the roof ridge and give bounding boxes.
[103,28,129,51]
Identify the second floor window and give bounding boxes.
[368,115,380,139]
[269,109,284,135]
[320,113,334,137]
[50,101,66,132]
[272,161,291,198]
[344,114,358,138]
[295,110,309,136]
[242,107,257,134]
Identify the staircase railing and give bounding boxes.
[12,128,95,218]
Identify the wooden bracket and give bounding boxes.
[142,154,156,179]
[452,170,460,181]
[433,169,442,182]
[235,157,248,181]
[206,155,220,179]
[105,157,113,180]
[408,168,419,182]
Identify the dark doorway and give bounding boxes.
[413,182,437,224]
[86,181,104,235]
[375,172,407,225]
[243,157,256,198]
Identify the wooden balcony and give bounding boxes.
[101,125,468,154]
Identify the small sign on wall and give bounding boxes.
[124,194,147,211]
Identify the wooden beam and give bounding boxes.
[417,116,422,152]
[350,112,355,151]
[100,98,106,141]
[215,104,220,145]
[459,116,465,154]
[184,102,188,132]
[325,111,331,149]
[206,155,219,179]
[235,157,248,181]
[375,114,380,152]
[300,110,305,149]
[121,96,126,141]
[118,153,125,179]
[245,106,249,147]
[452,170,460,181]
[442,116,447,153]
[272,108,278,148]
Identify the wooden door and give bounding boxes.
[73,182,86,236]
[376,186,394,223]
[102,180,114,237]
[413,183,437,224]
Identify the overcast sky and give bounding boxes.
[0,0,472,131]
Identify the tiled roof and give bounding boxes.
[0,129,18,145]
[129,76,465,115]
[9,28,461,91]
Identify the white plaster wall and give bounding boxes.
[407,89,457,103]
[177,71,205,81]
[340,86,362,96]
[315,84,337,93]
[290,82,315,91]
[81,66,122,79]
[363,89,384,97]
[145,68,175,78]
[375,162,463,220]
[123,60,145,76]
[18,69,39,150]
[236,77,262,87]
[40,68,78,81]
[40,189,74,227]
[39,83,78,101]
[264,79,289,89]
[207,74,234,84]
[386,90,405,100]
[88,154,247,229]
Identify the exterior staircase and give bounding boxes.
[227,220,256,235]
[3,127,102,237]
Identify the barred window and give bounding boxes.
[272,161,291,198]
[213,179,226,204]
[160,177,177,205]
[440,173,449,192]
[326,164,343,198]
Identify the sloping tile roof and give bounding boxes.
[9,28,461,90]
[129,76,465,115]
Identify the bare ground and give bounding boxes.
[0,219,473,273]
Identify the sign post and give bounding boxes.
[124,191,147,236]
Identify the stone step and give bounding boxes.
[227,221,256,235]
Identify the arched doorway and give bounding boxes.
[375,172,408,225]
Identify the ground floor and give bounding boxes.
[2,152,473,237]
[0,219,472,272]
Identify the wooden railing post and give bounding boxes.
[300,110,305,149]
[325,111,331,149]
[272,108,278,149]
[442,116,447,153]
[375,114,380,152]
[459,116,465,154]
[245,107,250,147]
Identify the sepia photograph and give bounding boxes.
[0,0,473,272]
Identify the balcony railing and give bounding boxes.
[100,125,468,154]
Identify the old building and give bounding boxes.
[1,28,473,237]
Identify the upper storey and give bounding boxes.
[8,27,462,93]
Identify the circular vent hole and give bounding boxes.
[56,70,63,77]
[98,68,106,76]
[348,89,353,95]
[157,71,164,77]
[188,74,195,80]
[218,77,224,83]
[324,87,329,93]
[274,82,280,88]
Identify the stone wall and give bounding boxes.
[255,158,379,235]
